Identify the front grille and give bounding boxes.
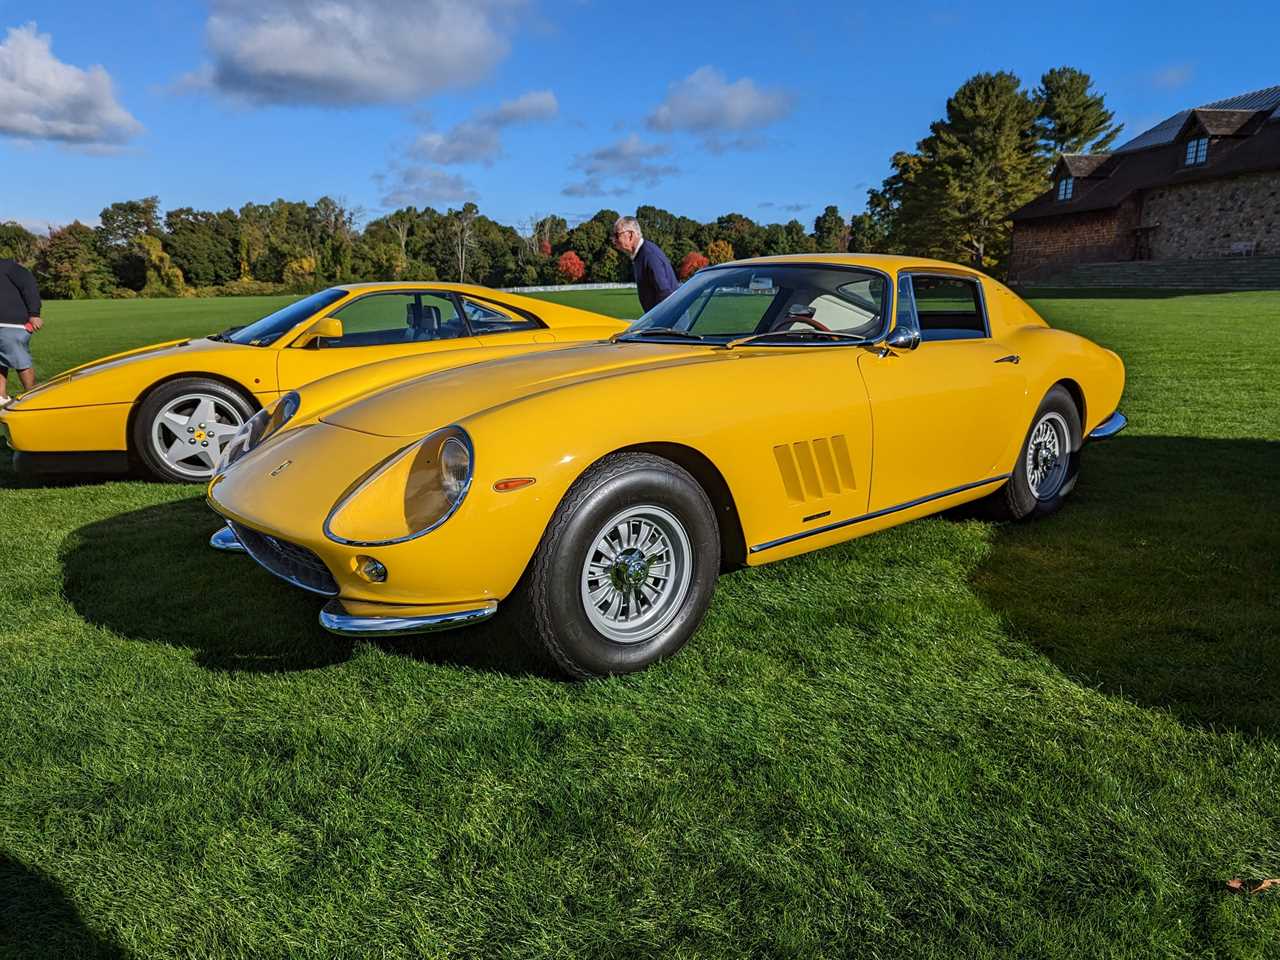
[229,521,339,596]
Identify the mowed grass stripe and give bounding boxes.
[1,288,1278,957]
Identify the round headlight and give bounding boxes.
[325,426,474,546]
[440,437,471,504]
[265,391,301,436]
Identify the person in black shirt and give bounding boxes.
[0,259,43,402]
[611,216,679,313]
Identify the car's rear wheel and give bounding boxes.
[133,378,255,483]
[514,452,720,678]
[992,385,1081,521]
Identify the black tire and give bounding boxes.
[132,377,256,483]
[512,452,721,679]
[992,385,1082,521]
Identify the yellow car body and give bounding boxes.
[0,282,625,481]
[206,255,1127,676]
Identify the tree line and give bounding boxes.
[0,67,1118,299]
[0,196,861,300]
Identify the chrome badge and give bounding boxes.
[269,460,293,478]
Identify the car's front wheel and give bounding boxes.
[133,378,255,483]
[993,384,1082,521]
[516,452,721,678]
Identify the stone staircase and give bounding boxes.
[1029,255,1280,291]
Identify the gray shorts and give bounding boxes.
[0,327,32,370]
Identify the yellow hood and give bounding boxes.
[320,341,720,438]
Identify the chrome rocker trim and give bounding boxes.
[209,524,247,553]
[1087,411,1128,440]
[750,474,1011,554]
[319,599,498,637]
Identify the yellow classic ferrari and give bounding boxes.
[0,283,625,482]
[207,255,1127,677]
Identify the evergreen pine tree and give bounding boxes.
[1036,67,1123,156]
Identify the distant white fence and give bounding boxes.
[500,282,637,294]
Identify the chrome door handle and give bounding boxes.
[995,354,1020,364]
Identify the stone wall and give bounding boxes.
[1008,198,1139,282]
[1142,172,1280,259]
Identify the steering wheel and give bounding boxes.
[769,312,831,333]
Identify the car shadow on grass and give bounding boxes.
[0,440,129,491]
[0,853,125,959]
[972,435,1280,737]
[59,497,557,677]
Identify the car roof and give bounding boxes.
[332,281,508,294]
[327,281,624,330]
[713,253,987,276]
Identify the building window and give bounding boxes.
[1185,136,1209,166]
[1056,177,1074,200]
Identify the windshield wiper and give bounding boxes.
[207,325,245,343]
[722,330,866,350]
[616,328,707,342]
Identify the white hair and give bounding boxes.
[613,215,643,239]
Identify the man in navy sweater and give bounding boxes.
[611,216,678,313]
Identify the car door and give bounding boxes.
[857,273,1026,513]
[276,290,481,390]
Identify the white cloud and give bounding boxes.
[0,23,143,145]
[561,134,677,197]
[647,66,791,140]
[413,89,557,166]
[1150,64,1194,91]
[376,163,476,208]
[202,0,523,105]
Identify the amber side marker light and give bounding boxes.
[494,477,536,492]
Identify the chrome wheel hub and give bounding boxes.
[151,393,245,480]
[581,505,693,644]
[1026,411,1069,499]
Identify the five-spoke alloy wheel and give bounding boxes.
[134,378,256,483]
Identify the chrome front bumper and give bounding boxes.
[211,521,496,637]
[1088,411,1127,440]
[319,599,498,637]
[209,524,247,553]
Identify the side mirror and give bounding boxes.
[297,316,342,347]
[884,324,920,352]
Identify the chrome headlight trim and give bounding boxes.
[216,390,302,474]
[323,425,474,547]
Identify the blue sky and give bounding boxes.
[2,0,1277,232]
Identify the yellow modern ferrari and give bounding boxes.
[0,283,625,482]
[207,255,1127,677]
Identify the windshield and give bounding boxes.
[623,265,888,343]
[225,288,348,346]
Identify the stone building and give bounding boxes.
[1008,86,1280,283]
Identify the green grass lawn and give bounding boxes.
[2,288,1279,957]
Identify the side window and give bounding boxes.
[461,298,539,334]
[909,276,987,341]
[323,293,466,348]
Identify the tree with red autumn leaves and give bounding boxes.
[677,251,709,281]
[556,250,585,282]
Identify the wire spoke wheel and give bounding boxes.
[580,504,693,644]
[1025,411,1070,500]
[150,392,245,481]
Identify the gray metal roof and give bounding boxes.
[1113,84,1280,153]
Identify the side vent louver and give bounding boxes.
[774,435,856,502]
